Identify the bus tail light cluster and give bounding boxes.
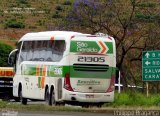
[64,73,74,91]
[106,76,115,93]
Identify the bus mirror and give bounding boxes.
[8,49,18,66]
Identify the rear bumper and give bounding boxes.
[63,89,114,103]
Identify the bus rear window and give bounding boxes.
[20,40,65,62]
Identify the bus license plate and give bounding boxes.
[86,95,94,98]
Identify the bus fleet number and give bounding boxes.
[78,56,105,62]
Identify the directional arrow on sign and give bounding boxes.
[145,52,150,58]
[145,61,151,66]
[98,41,109,54]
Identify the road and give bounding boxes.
[0,111,114,116]
[1,100,114,116]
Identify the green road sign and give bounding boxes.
[142,51,160,81]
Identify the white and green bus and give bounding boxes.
[10,31,116,107]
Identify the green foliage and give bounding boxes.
[138,2,156,7]
[52,11,62,18]
[5,19,25,28]
[0,42,13,67]
[55,5,63,11]
[37,20,45,26]
[135,13,159,22]
[63,1,72,5]
[16,0,28,4]
[104,92,160,107]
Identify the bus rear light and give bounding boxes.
[106,76,115,93]
[64,73,74,91]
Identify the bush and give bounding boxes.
[16,0,28,4]
[55,5,63,11]
[0,43,13,67]
[52,11,62,19]
[138,2,156,8]
[5,19,25,28]
[63,1,72,5]
[37,20,45,26]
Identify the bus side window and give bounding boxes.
[20,42,27,62]
[46,41,53,61]
[28,41,34,61]
[52,40,65,62]
[32,41,40,61]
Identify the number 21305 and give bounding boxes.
[78,56,105,62]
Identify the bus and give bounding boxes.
[10,31,116,107]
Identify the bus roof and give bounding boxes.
[19,31,84,42]
[19,31,114,42]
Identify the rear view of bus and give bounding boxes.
[63,34,116,106]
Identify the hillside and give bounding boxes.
[0,0,73,47]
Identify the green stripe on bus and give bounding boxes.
[63,66,116,79]
[22,64,37,75]
[22,64,63,77]
[22,64,116,79]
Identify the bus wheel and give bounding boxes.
[96,103,102,108]
[19,89,27,105]
[45,89,50,105]
[49,88,56,106]
[14,97,20,102]
[58,103,65,106]
[82,105,89,108]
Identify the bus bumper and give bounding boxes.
[63,89,114,103]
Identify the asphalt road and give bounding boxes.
[2,100,114,116]
[0,111,114,116]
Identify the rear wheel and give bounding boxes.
[97,104,102,108]
[14,97,20,102]
[82,105,89,108]
[45,89,50,105]
[49,88,56,106]
[19,88,27,105]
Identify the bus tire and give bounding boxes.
[97,104,102,108]
[49,88,56,106]
[82,105,89,108]
[14,97,20,102]
[45,88,50,105]
[19,88,27,105]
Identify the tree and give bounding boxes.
[0,42,13,67]
[63,0,160,88]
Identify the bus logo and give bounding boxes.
[70,41,113,54]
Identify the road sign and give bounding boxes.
[142,51,160,81]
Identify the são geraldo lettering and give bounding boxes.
[76,42,98,52]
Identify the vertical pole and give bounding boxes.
[118,71,121,93]
[146,82,149,97]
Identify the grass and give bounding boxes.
[104,92,160,107]
[0,92,160,112]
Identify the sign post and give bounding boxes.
[142,51,160,97]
